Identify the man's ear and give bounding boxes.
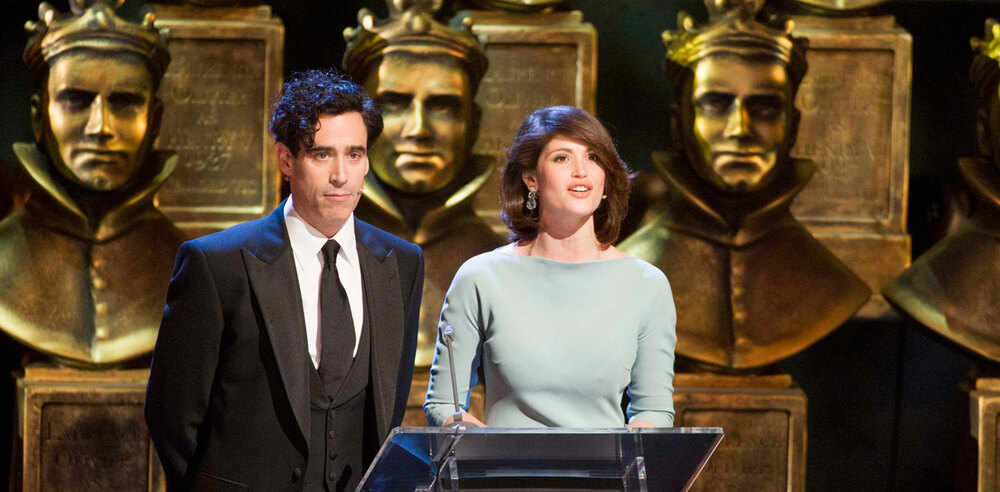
[276,142,294,178]
[30,93,43,143]
[977,108,993,159]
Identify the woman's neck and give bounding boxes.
[517,213,621,262]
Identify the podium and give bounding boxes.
[359,427,723,491]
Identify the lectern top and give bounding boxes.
[360,427,723,491]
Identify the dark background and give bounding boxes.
[2,0,999,489]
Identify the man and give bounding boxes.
[343,4,503,371]
[0,0,181,365]
[146,70,424,491]
[883,20,1000,362]
[619,0,870,370]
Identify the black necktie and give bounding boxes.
[319,239,355,392]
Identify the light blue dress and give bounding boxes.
[424,245,677,428]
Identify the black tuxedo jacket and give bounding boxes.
[145,202,423,491]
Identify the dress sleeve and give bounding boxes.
[424,260,486,426]
[626,273,677,427]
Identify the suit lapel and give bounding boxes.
[356,219,404,441]
[242,202,311,444]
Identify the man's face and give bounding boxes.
[685,56,790,193]
[277,112,369,237]
[365,53,475,194]
[44,52,155,191]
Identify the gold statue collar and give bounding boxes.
[652,150,815,247]
[12,142,178,242]
[360,153,495,244]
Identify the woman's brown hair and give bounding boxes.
[500,105,633,245]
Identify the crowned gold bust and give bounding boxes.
[0,0,182,366]
[344,0,503,367]
[619,0,870,370]
[882,20,1000,362]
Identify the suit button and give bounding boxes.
[329,430,336,438]
[329,451,338,460]
[329,472,337,481]
[292,467,302,482]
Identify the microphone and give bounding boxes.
[442,326,464,427]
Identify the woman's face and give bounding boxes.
[523,135,606,227]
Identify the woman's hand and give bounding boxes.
[627,420,654,429]
[443,411,487,428]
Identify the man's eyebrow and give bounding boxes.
[305,145,366,154]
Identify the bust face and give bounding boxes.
[42,51,154,190]
[42,51,156,191]
[683,55,791,193]
[364,53,475,194]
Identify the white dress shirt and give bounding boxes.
[283,197,365,368]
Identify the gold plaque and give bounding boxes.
[674,374,807,492]
[469,10,596,233]
[152,5,283,237]
[971,378,1000,491]
[16,367,164,492]
[789,15,912,318]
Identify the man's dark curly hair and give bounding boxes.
[269,69,383,156]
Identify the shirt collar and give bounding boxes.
[283,196,359,269]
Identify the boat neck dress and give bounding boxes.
[424,244,677,428]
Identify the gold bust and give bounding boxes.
[0,0,182,366]
[344,0,503,367]
[882,20,1000,362]
[619,0,870,370]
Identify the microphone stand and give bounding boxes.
[428,326,466,490]
[442,326,465,429]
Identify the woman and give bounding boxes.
[424,106,676,428]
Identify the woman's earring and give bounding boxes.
[526,187,538,211]
[601,194,608,199]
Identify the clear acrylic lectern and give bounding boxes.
[358,427,723,491]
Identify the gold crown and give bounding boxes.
[24,0,169,80]
[663,0,798,70]
[343,0,488,90]
[973,18,1000,60]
